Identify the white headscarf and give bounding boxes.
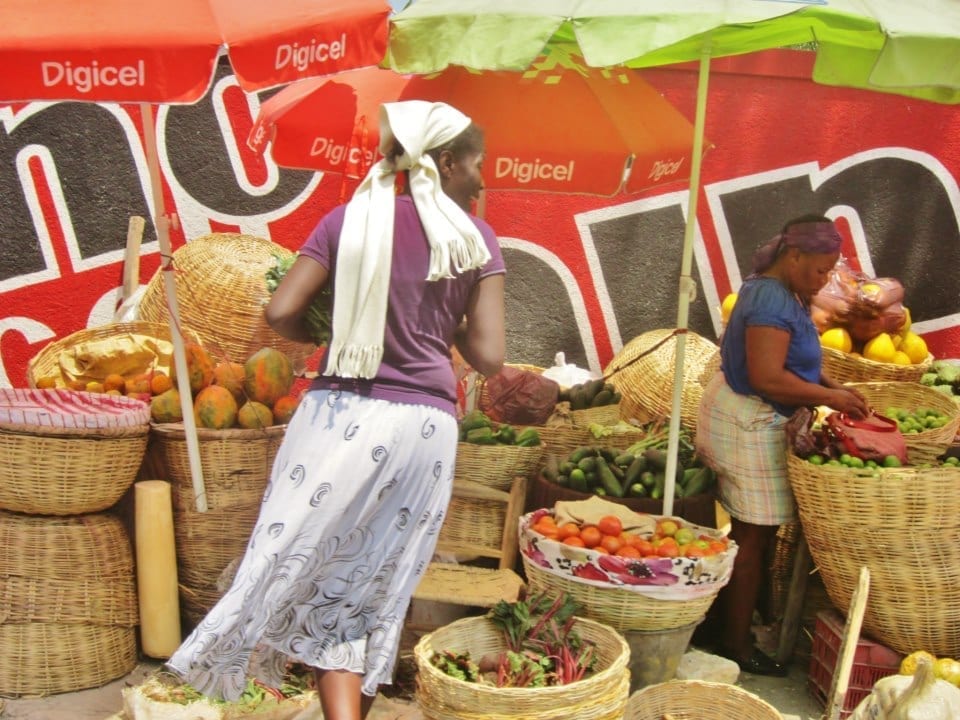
[323,100,492,379]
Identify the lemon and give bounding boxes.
[935,657,960,686]
[892,350,912,366]
[863,333,897,364]
[720,293,738,324]
[902,306,912,334]
[820,327,853,354]
[900,331,929,365]
[901,649,937,675]
[891,333,903,349]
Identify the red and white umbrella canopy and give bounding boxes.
[0,0,391,104]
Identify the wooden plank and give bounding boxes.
[826,566,871,720]
[776,530,812,663]
[499,475,528,570]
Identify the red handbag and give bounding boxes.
[822,410,908,464]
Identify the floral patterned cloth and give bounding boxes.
[167,388,457,700]
[520,510,737,601]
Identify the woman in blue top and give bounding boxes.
[695,215,868,676]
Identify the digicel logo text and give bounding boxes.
[495,157,574,184]
[276,34,346,73]
[311,137,376,168]
[42,60,145,94]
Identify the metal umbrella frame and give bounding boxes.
[386,0,960,514]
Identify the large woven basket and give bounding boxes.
[25,321,201,388]
[136,233,315,368]
[523,559,716,632]
[414,615,630,720]
[537,425,648,458]
[846,381,960,464]
[0,623,137,697]
[623,679,783,720]
[0,422,148,515]
[822,345,933,384]
[604,329,720,430]
[787,452,960,656]
[0,511,138,696]
[454,440,545,491]
[570,403,622,429]
[149,423,284,511]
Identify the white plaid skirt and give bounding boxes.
[696,372,796,525]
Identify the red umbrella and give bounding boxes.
[0,0,392,512]
[249,61,702,197]
[0,0,391,102]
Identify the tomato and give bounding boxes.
[656,542,680,558]
[634,539,655,557]
[562,535,586,547]
[615,545,642,559]
[597,514,623,537]
[556,522,581,540]
[600,534,623,554]
[579,525,603,548]
[592,545,610,554]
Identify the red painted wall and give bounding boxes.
[1,50,958,387]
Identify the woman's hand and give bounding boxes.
[826,387,870,419]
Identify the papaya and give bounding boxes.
[171,342,215,395]
[213,361,246,401]
[194,384,238,429]
[237,400,273,429]
[243,347,294,406]
[273,395,300,425]
[151,388,184,424]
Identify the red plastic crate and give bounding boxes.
[807,609,903,717]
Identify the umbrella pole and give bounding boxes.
[663,48,711,517]
[140,103,208,513]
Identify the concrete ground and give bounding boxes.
[0,652,825,720]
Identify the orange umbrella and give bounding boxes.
[249,61,701,196]
[0,0,392,513]
[0,0,391,103]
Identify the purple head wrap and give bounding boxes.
[751,221,843,274]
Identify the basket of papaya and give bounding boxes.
[414,592,630,720]
[455,409,544,491]
[520,497,737,632]
[527,426,718,530]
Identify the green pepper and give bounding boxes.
[495,424,516,444]
[461,409,492,433]
[515,428,542,447]
[465,427,497,445]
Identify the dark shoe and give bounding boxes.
[719,647,789,677]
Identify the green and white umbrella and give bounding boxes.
[387,0,960,514]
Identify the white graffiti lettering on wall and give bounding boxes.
[495,157,574,184]
[274,34,346,72]
[41,60,145,94]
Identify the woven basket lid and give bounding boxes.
[136,233,315,368]
[604,329,720,430]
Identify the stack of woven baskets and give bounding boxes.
[0,388,146,695]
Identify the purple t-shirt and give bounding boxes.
[300,195,505,416]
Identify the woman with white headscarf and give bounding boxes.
[165,101,505,720]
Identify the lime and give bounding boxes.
[840,453,853,466]
[848,456,865,468]
[865,459,878,469]
[808,454,825,465]
[883,455,903,468]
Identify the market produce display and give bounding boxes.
[458,408,542,447]
[151,345,301,429]
[921,359,960,398]
[558,379,621,410]
[429,592,596,688]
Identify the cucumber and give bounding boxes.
[628,482,648,498]
[569,446,597,464]
[577,456,598,473]
[623,456,648,487]
[684,467,716,497]
[559,461,576,476]
[582,378,605,405]
[590,389,614,407]
[609,462,625,481]
[639,470,656,490]
[555,474,570,487]
[569,468,588,493]
[613,453,635,468]
[595,457,624,498]
[644,447,668,471]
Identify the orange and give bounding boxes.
[562,536,585,547]
[556,522,581,540]
[150,371,172,395]
[579,525,602,548]
[635,539,655,557]
[600,534,623,555]
[615,545,641,559]
[103,373,126,393]
[656,542,680,558]
[592,546,609,554]
[597,515,623,537]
